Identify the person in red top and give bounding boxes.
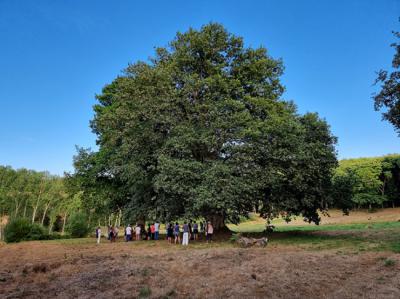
[150,223,155,240]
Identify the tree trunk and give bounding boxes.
[207,214,227,232]
[23,201,27,218]
[31,204,38,224]
[14,198,21,218]
[61,213,67,235]
[136,216,146,226]
[32,179,45,224]
[41,203,50,225]
[48,219,54,234]
[114,214,118,227]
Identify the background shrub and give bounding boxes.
[67,212,91,238]
[4,218,49,243]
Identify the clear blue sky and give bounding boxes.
[0,0,399,175]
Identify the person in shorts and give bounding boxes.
[135,223,141,240]
[174,222,180,244]
[167,223,174,243]
[192,221,199,240]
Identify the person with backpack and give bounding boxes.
[182,221,189,246]
[174,222,180,244]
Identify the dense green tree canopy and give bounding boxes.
[73,24,337,228]
[374,29,400,134]
[332,154,400,210]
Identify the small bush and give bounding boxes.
[67,212,91,238]
[230,233,241,243]
[139,286,151,298]
[384,258,396,267]
[4,218,49,243]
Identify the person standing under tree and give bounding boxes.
[125,224,132,242]
[167,223,173,244]
[135,223,141,240]
[189,220,193,241]
[193,221,198,241]
[174,222,180,244]
[150,223,155,240]
[147,224,151,240]
[154,221,160,240]
[182,221,189,246]
[109,226,115,242]
[206,221,213,243]
[96,226,101,244]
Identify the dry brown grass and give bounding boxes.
[0,239,399,299]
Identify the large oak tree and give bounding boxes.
[73,24,337,229]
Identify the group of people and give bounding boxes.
[95,220,214,245]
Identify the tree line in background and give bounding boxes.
[332,154,400,212]
[0,166,79,237]
[0,165,129,242]
[1,153,399,241]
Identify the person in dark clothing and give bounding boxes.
[167,223,174,243]
[193,221,199,240]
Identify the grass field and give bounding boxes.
[1,209,399,298]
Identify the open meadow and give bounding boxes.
[1,209,399,299]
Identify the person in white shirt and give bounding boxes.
[154,221,160,240]
[125,224,132,242]
[135,224,141,240]
[96,227,101,244]
[206,222,213,243]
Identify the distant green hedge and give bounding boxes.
[4,218,50,243]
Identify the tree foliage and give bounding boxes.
[72,23,338,227]
[374,28,400,134]
[332,154,400,209]
[0,165,84,238]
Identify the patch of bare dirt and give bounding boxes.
[0,241,399,298]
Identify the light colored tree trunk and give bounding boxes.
[61,213,67,235]
[41,202,50,225]
[48,219,54,234]
[114,214,118,227]
[14,197,21,218]
[31,203,39,223]
[23,200,27,218]
[32,179,45,224]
